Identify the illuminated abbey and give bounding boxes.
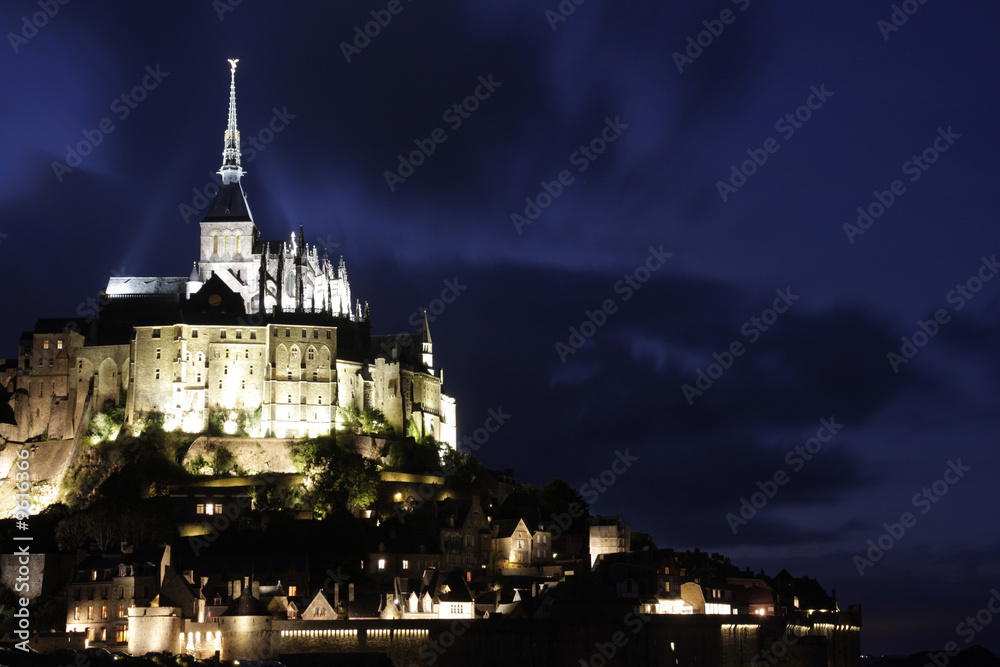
[0,60,456,447]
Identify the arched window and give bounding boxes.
[236,234,241,254]
[213,234,218,254]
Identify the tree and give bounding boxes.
[539,478,589,531]
[296,437,380,516]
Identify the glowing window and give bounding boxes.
[57,340,63,350]
[377,559,386,571]
[43,340,49,350]
[213,235,218,254]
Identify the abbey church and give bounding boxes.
[0,60,456,447]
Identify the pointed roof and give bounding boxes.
[421,310,432,345]
[219,58,243,185]
[202,180,253,222]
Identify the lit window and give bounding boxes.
[236,234,241,254]
[402,560,409,569]
[377,559,386,571]
[57,340,63,350]
[102,605,108,619]
[213,235,218,254]
[74,607,79,620]
[87,606,93,620]
[196,504,205,514]
[43,340,49,350]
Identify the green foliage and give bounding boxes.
[339,405,393,435]
[441,448,485,495]
[186,454,210,475]
[295,436,380,516]
[386,436,443,473]
[209,444,243,475]
[87,399,125,443]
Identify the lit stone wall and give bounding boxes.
[127,607,181,656]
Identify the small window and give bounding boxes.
[326,331,331,339]
[220,330,227,339]
[249,367,253,376]
[241,380,246,389]
[57,340,63,350]
[152,329,161,339]
[307,349,315,360]
[377,559,386,571]
[273,329,278,337]
[154,369,160,380]
[236,330,242,340]
[301,329,306,337]
[224,366,228,375]
[286,329,290,337]
[313,330,318,339]
[287,395,292,403]
[196,373,202,383]
[225,349,230,358]
[192,329,198,339]
[155,348,161,359]
[318,396,323,404]
[219,380,223,389]
[312,372,317,381]
[43,340,49,350]
[250,331,256,340]
[402,559,409,569]
[245,350,249,359]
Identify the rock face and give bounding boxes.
[183,436,303,474]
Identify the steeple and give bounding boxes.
[219,58,243,185]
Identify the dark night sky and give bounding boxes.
[2,0,999,657]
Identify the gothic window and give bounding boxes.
[291,348,299,360]
[213,235,218,254]
[307,349,315,361]
[235,234,241,254]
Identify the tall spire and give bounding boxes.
[219,58,243,184]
